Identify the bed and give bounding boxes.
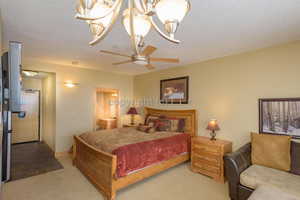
[73,107,197,200]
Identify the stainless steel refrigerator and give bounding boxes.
[1,41,23,182]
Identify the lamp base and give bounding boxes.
[130,114,135,126]
[210,131,216,141]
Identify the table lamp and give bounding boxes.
[206,119,220,140]
[127,107,138,125]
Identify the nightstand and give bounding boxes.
[97,119,117,130]
[191,136,232,183]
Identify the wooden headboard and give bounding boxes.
[144,107,197,137]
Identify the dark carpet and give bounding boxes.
[11,142,64,181]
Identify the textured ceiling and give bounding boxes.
[1,0,300,75]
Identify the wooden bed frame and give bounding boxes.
[73,107,197,200]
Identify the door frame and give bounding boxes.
[12,89,41,145]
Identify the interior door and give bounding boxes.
[12,90,40,144]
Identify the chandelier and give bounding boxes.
[75,0,190,55]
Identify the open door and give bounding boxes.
[12,90,40,144]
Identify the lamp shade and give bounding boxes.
[123,8,151,37]
[127,107,138,115]
[88,2,114,27]
[155,0,189,24]
[206,119,220,131]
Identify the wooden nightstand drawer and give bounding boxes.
[192,161,220,174]
[191,136,232,183]
[193,140,221,152]
[192,143,221,155]
[192,154,220,166]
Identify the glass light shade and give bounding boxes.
[123,9,151,37]
[87,1,113,27]
[155,0,189,24]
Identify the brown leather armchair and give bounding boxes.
[224,141,300,200]
[224,143,253,200]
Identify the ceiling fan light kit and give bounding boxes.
[75,0,190,48]
[75,0,190,70]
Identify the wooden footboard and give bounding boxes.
[73,136,117,200]
[73,135,190,200]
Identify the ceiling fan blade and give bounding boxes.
[112,60,133,65]
[100,50,131,58]
[150,57,180,63]
[145,64,155,70]
[141,45,157,56]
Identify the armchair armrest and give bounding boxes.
[224,143,251,200]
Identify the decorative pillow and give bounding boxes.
[156,118,172,131]
[136,124,156,133]
[251,132,291,172]
[144,114,159,126]
[169,118,185,132]
[156,117,185,132]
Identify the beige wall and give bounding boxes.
[22,77,42,90]
[23,61,134,152]
[134,41,300,150]
[42,73,56,151]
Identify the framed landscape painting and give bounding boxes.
[160,76,189,104]
[259,98,300,139]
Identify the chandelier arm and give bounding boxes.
[138,0,147,11]
[129,0,139,55]
[75,0,122,21]
[139,0,157,16]
[89,0,123,46]
[150,17,180,44]
[79,0,97,9]
[133,0,150,14]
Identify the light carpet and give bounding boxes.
[3,156,229,200]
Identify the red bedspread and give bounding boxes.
[112,133,191,178]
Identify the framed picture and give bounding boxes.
[160,76,189,104]
[259,98,300,139]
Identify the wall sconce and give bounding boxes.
[64,81,79,88]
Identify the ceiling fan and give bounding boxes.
[100,45,179,70]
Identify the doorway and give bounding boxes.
[10,70,60,181]
[95,88,120,130]
[12,90,40,144]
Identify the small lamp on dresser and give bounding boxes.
[206,119,220,140]
[127,107,138,125]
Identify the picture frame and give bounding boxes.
[160,76,189,104]
[259,98,300,139]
